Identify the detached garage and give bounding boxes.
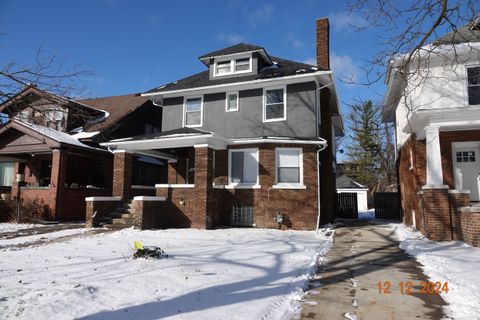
[336,175,369,211]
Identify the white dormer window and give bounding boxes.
[214,55,252,77]
[235,58,250,72]
[216,60,232,75]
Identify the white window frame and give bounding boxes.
[273,147,305,189]
[213,54,252,77]
[225,91,239,112]
[466,64,480,106]
[227,148,260,188]
[183,96,203,128]
[263,86,287,122]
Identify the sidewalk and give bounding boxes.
[300,220,447,319]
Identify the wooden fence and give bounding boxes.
[337,192,358,218]
[374,192,402,220]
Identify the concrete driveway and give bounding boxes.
[300,220,447,319]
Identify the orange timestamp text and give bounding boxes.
[377,281,449,295]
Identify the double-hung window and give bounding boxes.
[184,97,203,127]
[264,87,286,122]
[467,66,480,105]
[274,148,304,188]
[216,60,232,75]
[235,58,251,72]
[226,92,239,112]
[229,149,259,186]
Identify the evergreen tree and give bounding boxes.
[346,100,382,190]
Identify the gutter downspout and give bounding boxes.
[315,80,333,233]
[316,144,327,233]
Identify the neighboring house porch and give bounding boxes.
[0,120,112,221]
[86,128,327,230]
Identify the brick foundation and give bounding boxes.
[130,199,165,229]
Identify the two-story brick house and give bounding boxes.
[98,18,343,230]
[383,18,480,246]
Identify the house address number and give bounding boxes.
[377,281,449,295]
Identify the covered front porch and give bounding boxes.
[400,115,480,245]
[0,120,112,221]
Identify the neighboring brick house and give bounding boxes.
[383,18,480,246]
[96,18,344,230]
[0,86,164,221]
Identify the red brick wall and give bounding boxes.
[156,187,197,228]
[456,210,480,247]
[398,136,426,230]
[217,144,320,230]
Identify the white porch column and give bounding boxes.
[425,125,444,186]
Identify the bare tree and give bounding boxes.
[344,0,479,85]
[0,45,91,124]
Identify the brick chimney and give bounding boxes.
[316,18,330,70]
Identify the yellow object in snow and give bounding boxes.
[134,240,144,250]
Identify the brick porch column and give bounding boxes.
[425,125,444,186]
[193,146,214,229]
[113,150,133,199]
[422,186,452,241]
[51,149,68,219]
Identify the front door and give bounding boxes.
[452,143,480,201]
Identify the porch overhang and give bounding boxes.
[102,133,229,153]
[402,107,480,139]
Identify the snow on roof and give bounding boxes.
[14,120,103,151]
[70,130,100,139]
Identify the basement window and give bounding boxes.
[467,66,480,105]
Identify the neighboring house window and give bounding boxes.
[0,162,15,187]
[214,56,252,77]
[275,148,304,187]
[216,60,232,75]
[145,123,160,134]
[235,58,251,72]
[184,97,203,127]
[226,92,239,112]
[229,149,259,185]
[264,87,286,122]
[467,66,480,105]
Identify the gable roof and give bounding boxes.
[336,174,367,189]
[78,94,151,133]
[145,56,320,94]
[434,18,480,45]
[0,120,106,152]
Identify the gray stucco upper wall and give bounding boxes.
[161,81,318,139]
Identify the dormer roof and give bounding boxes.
[198,43,273,66]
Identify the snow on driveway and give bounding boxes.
[0,227,332,320]
[388,223,480,319]
[0,223,39,233]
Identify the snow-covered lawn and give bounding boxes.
[388,223,480,319]
[0,228,332,320]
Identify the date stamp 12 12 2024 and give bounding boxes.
[377,281,449,295]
